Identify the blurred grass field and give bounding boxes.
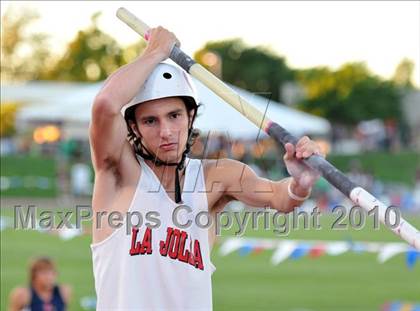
[1,206,419,311]
[327,151,420,187]
[0,155,58,197]
[1,151,419,199]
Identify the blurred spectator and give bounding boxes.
[414,168,420,213]
[356,119,387,151]
[70,161,92,196]
[0,138,16,155]
[8,257,71,311]
[347,159,374,191]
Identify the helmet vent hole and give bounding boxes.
[163,72,172,79]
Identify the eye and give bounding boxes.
[170,113,181,119]
[144,119,155,125]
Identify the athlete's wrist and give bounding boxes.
[140,49,167,65]
[288,178,311,201]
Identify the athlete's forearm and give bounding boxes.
[94,50,164,113]
[271,177,311,213]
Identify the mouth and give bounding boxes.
[159,143,177,151]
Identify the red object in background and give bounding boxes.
[316,195,329,211]
[309,245,326,258]
[252,247,265,255]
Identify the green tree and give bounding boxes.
[297,63,402,124]
[392,58,415,88]
[1,6,51,81]
[194,39,294,102]
[42,12,145,82]
[0,102,19,137]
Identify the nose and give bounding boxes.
[159,120,175,140]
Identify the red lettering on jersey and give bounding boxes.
[159,227,173,256]
[129,227,152,256]
[158,226,204,270]
[168,229,181,259]
[192,239,204,270]
[188,239,204,270]
[177,230,189,263]
[130,228,140,255]
[140,227,152,254]
[129,226,204,270]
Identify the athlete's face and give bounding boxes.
[132,97,193,163]
[33,268,57,289]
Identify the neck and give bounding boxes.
[32,282,52,294]
[144,158,185,185]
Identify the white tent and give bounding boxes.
[194,79,330,139]
[3,80,330,139]
[1,81,91,104]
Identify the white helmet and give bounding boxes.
[121,62,198,118]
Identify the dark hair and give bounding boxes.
[124,96,197,123]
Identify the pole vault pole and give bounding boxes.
[116,7,420,249]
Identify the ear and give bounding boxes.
[128,120,141,138]
[188,109,195,127]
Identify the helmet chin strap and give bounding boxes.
[133,126,198,204]
[138,139,184,203]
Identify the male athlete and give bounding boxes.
[90,26,323,310]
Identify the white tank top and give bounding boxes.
[91,156,215,310]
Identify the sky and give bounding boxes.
[2,1,419,86]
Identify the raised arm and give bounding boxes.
[89,26,180,172]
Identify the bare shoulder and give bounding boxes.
[202,157,264,196]
[9,287,30,306]
[202,157,245,173]
[9,286,30,299]
[59,284,72,304]
[200,158,248,212]
[202,157,247,181]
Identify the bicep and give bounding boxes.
[89,99,128,171]
[223,159,278,208]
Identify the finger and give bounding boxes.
[302,145,319,158]
[296,141,310,152]
[284,143,295,160]
[302,142,316,157]
[296,142,311,158]
[296,136,310,148]
[296,148,303,159]
[297,142,318,158]
[284,143,294,159]
[302,149,315,158]
[149,27,160,40]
